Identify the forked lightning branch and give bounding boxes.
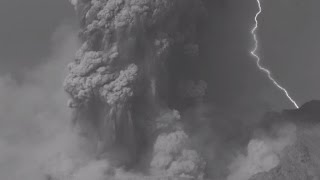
[250,0,299,109]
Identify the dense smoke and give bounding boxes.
[0,24,79,180]
[1,0,319,180]
[62,0,207,179]
[227,123,297,180]
[59,0,303,180]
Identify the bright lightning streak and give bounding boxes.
[251,0,299,109]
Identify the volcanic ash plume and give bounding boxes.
[227,123,297,180]
[62,0,206,179]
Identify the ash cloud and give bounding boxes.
[1,0,319,180]
[227,123,297,180]
[0,24,80,180]
[62,0,208,179]
[60,0,308,180]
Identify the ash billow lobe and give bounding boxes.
[64,0,206,179]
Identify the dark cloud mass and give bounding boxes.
[0,0,320,180]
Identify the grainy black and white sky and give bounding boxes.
[0,0,319,109]
[0,0,75,73]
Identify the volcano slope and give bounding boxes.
[249,100,320,180]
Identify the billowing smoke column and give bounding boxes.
[63,0,206,179]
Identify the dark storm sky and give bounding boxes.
[260,0,320,106]
[0,0,75,73]
[203,0,320,109]
[0,0,319,108]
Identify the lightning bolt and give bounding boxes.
[251,0,299,109]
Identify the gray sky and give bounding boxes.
[0,0,75,74]
[0,1,317,179]
[260,0,320,106]
[202,0,320,110]
[0,0,319,109]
